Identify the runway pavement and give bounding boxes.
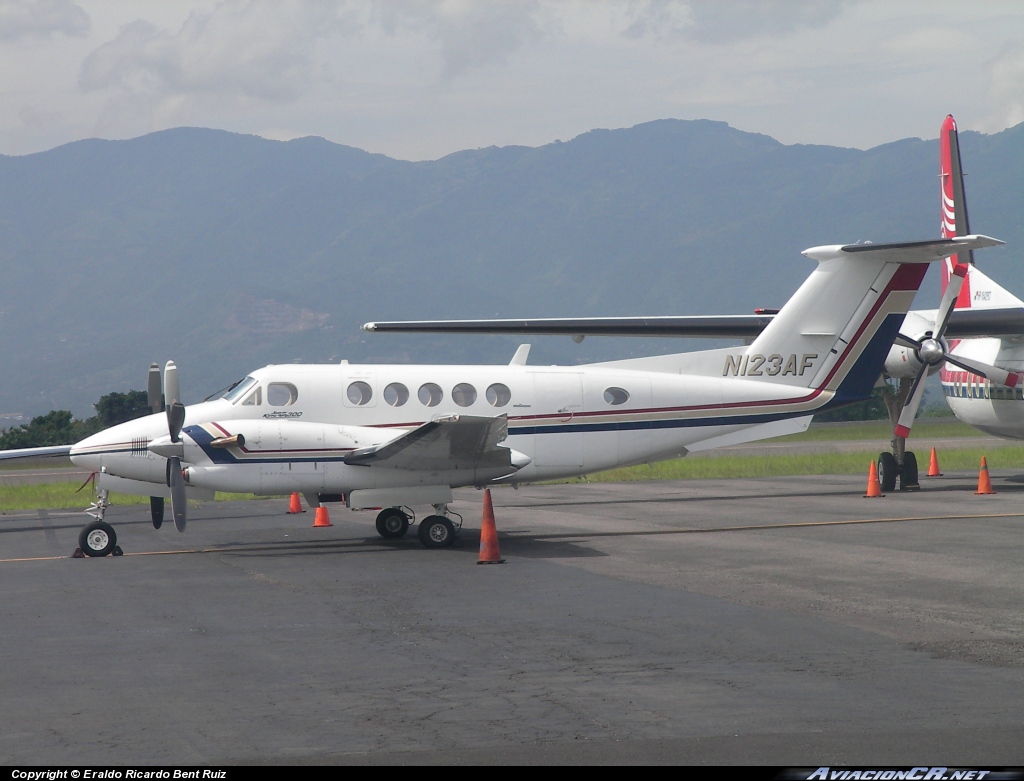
[2,471,1024,765]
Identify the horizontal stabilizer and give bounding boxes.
[359,306,1024,341]
[802,235,1003,264]
[363,314,775,338]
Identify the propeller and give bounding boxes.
[147,362,188,532]
[893,261,1020,437]
[165,400,187,532]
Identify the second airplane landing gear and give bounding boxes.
[878,378,921,492]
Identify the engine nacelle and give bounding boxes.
[883,334,947,379]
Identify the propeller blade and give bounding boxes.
[944,355,1021,388]
[934,261,969,337]
[147,364,163,413]
[167,401,185,443]
[894,370,928,438]
[167,456,187,532]
[894,333,922,350]
[164,360,180,407]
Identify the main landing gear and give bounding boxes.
[878,378,921,492]
[373,504,463,549]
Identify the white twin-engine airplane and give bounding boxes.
[8,231,998,557]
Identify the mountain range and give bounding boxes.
[2,118,1022,420]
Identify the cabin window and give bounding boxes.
[384,382,409,407]
[604,387,629,405]
[225,376,257,403]
[242,386,262,406]
[486,383,511,407]
[419,383,443,407]
[347,381,373,406]
[267,382,298,406]
[452,383,477,407]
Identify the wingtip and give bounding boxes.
[362,322,377,332]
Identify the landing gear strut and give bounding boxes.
[879,378,921,492]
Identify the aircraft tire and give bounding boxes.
[877,452,898,493]
[151,496,164,529]
[79,520,117,557]
[418,515,455,549]
[901,451,920,491]
[375,508,410,539]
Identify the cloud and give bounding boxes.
[0,0,88,41]
[79,1,350,103]
[982,43,1024,132]
[623,0,853,43]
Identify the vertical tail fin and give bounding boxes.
[940,114,974,309]
[739,237,1002,404]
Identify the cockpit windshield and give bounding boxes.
[223,376,258,403]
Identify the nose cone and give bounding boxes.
[69,413,167,471]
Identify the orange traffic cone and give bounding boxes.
[927,448,942,477]
[975,457,996,495]
[477,489,505,565]
[864,461,883,498]
[313,506,333,527]
[287,492,304,513]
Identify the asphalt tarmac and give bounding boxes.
[2,471,1024,765]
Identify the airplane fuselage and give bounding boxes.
[942,337,1024,439]
[70,358,830,499]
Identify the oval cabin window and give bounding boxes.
[347,381,373,406]
[486,383,511,407]
[452,383,477,407]
[418,383,443,407]
[383,382,409,407]
[604,387,629,405]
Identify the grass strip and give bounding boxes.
[553,445,1024,483]
[0,484,278,512]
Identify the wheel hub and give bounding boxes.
[86,530,109,550]
[428,525,449,543]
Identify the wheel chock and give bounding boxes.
[72,548,85,558]
[113,546,124,556]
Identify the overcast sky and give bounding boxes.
[2,0,1022,160]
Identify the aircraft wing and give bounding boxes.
[344,414,519,472]
[362,307,1024,340]
[0,444,74,461]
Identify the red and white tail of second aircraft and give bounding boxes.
[936,115,1024,438]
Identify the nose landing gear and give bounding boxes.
[75,487,123,557]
